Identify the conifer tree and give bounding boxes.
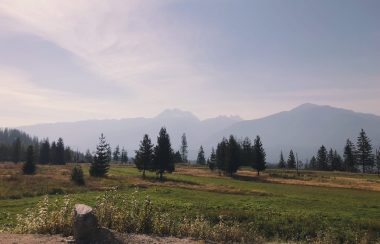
[196,146,206,165]
[50,141,57,163]
[23,145,36,174]
[71,164,85,185]
[252,135,266,176]
[327,148,334,171]
[225,135,241,176]
[376,148,380,176]
[356,129,374,173]
[11,137,21,163]
[135,134,154,178]
[343,139,357,172]
[216,138,228,173]
[278,151,286,168]
[85,149,93,163]
[39,139,50,164]
[121,148,128,163]
[173,151,182,163]
[287,150,296,169]
[113,145,120,162]
[208,147,217,171]
[56,138,65,165]
[309,156,317,169]
[316,145,328,170]
[241,137,253,166]
[89,134,111,177]
[180,133,188,163]
[153,128,175,181]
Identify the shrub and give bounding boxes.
[71,165,85,185]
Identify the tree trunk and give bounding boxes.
[142,169,146,178]
[257,170,260,176]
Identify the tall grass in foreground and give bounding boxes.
[9,190,379,243]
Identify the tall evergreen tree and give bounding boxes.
[252,135,266,176]
[309,156,317,169]
[113,145,120,162]
[173,151,183,163]
[50,141,57,163]
[343,139,357,172]
[23,145,36,174]
[85,149,93,163]
[196,146,206,165]
[316,145,328,170]
[121,148,128,163]
[327,148,334,171]
[56,138,65,165]
[376,148,380,176]
[278,151,286,168]
[226,135,241,176]
[39,139,50,164]
[135,134,154,178]
[356,129,374,173]
[180,133,188,163]
[153,128,175,181]
[241,137,253,166]
[11,137,21,163]
[64,147,72,163]
[208,147,217,171]
[287,150,296,169]
[89,134,111,177]
[216,138,228,173]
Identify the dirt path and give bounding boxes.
[0,233,201,244]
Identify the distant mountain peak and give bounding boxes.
[155,109,199,121]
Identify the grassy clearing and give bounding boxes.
[0,163,380,243]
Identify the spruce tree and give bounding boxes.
[153,128,175,181]
[39,139,50,164]
[85,149,93,163]
[89,134,111,177]
[180,133,188,163]
[241,137,253,166]
[56,138,65,165]
[316,145,328,170]
[309,156,317,169]
[71,164,85,185]
[343,139,357,172]
[135,134,154,178]
[197,146,206,165]
[327,149,334,171]
[23,145,36,174]
[113,145,120,162]
[278,151,286,168]
[252,135,266,176]
[121,148,128,163]
[287,150,296,169]
[225,135,241,176]
[208,147,217,171]
[376,148,380,176]
[356,129,374,173]
[173,151,182,163]
[11,137,21,163]
[216,138,228,173]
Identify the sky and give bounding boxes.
[0,0,379,127]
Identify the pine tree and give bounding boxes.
[317,145,328,170]
[226,135,241,176]
[241,137,253,166]
[216,138,228,173]
[197,146,206,165]
[23,145,36,174]
[278,151,286,168]
[180,133,188,163]
[356,129,374,173]
[135,134,154,178]
[333,150,343,171]
[85,149,93,163]
[89,134,111,177]
[39,139,50,164]
[153,128,175,181]
[208,147,217,171]
[113,145,120,162]
[11,138,21,163]
[121,148,128,163]
[343,139,357,172]
[309,156,317,169]
[376,148,380,176]
[71,164,85,185]
[56,138,65,165]
[287,150,296,169]
[50,141,57,163]
[252,135,266,176]
[173,151,182,163]
[327,148,334,171]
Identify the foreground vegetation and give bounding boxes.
[0,163,380,243]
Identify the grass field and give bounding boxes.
[1,163,380,243]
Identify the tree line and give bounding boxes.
[278,129,380,174]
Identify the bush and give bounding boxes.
[71,165,85,185]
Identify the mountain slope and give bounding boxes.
[18,104,380,163]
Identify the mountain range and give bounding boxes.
[17,104,380,163]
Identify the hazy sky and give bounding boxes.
[0,0,379,126]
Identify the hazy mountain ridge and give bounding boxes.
[18,104,380,162]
